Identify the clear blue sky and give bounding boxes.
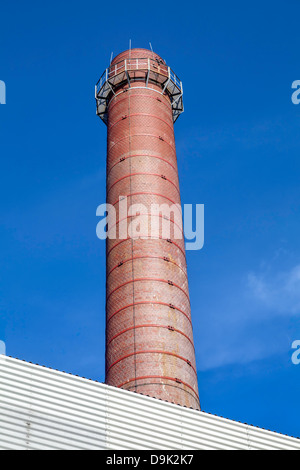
[1,0,299,438]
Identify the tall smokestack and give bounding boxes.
[96,48,200,410]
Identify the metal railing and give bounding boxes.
[95,57,184,124]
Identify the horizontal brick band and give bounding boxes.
[107,301,192,326]
[109,113,173,132]
[106,277,190,304]
[118,375,200,401]
[107,214,184,240]
[107,172,180,196]
[108,134,176,153]
[106,237,186,259]
[107,324,195,347]
[125,381,199,404]
[107,350,197,375]
[112,191,179,207]
[107,255,187,280]
[107,154,177,178]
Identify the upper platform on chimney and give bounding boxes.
[95,48,184,125]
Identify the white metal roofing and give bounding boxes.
[0,355,299,450]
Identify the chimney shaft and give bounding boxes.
[96,48,200,410]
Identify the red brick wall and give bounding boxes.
[105,49,200,410]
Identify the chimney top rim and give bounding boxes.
[111,48,164,65]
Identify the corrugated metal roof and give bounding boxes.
[0,355,299,450]
[4,355,298,439]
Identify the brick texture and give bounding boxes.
[103,48,200,410]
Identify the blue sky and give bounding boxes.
[1,0,299,438]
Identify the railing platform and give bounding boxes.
[95,57,184,124]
